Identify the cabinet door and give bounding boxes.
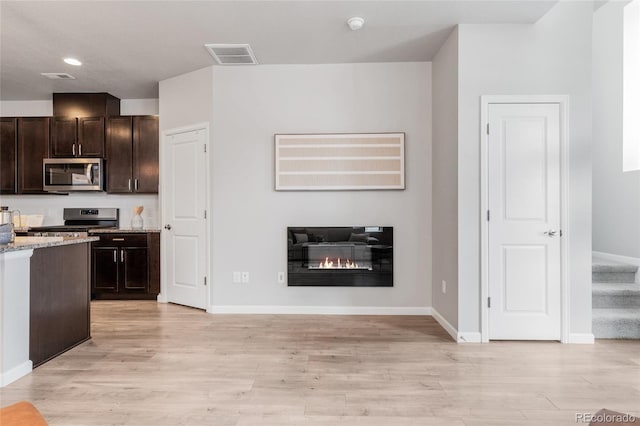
[18,117,50,193]
[51,117,77,157]
[106,116,133,193]
[122,247,148,291]
[78,116,105,157]
[133,116,158,193]
[92,247,119,292]
[0,118,17,193]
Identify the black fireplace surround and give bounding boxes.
[287,226,393,287]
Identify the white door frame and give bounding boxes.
[480,95,570,343]
[158,122,212,311]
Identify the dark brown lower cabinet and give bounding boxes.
[30,243,91,367]
[91,232,160,300]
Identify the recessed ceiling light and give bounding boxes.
[347,17,365,31]
[63,58,82,66]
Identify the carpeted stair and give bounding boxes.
[592,256,640,339]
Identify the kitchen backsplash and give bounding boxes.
[0,194,159,228]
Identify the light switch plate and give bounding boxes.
[233,272,241,283]
[241,272,250,283]
[277,272,285,284]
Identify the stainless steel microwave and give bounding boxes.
[43,158,104,192]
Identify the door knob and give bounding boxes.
[164,224,172,230]
[543,230,557,237]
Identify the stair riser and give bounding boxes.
[592,272,636,284]
[593,318,640,339]
[592,295,640,309]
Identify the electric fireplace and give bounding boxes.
[287,226,393,287]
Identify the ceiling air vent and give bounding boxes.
[204,44,258,65]
[41,73,76,80]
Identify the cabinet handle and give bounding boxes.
[135,179,139,191]
[79,144,82,156]
[112,238,125,241]
[113,249,117,263]
[128,179,132,192]
[121,250,125,263]
[72,144,76,156]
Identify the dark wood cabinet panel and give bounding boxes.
[93,247,119,292]
[106,116,134,193]
[106,116,158,194]
[123,247,148,291]
[50,117,77,157]
[148,232,161,294]
[0,118,17,193]
[18,117,50,193]
[53,93,120,118]
[78,116,105,157]
[133,116,159,193]
[30,243,90,367]
[91,233,159,299]
[52,117,105,158]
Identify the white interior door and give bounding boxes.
[488,103,562,340]
[162,127,208,310]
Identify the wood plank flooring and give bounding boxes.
[1,301,640,425]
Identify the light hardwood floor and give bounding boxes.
[1,301,639,425]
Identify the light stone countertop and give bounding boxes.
[0,236,99,254]
[89,228,161,234]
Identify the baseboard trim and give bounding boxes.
[430,308,458,342]
[208,305,432,315]
[567,333,595,344]
[457,332,482,343]
[0,360,32,388]
[593,251,640,266]
[156,293,167,303]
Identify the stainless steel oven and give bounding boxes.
[43,158,103,191]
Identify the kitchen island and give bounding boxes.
[0,236,98,387]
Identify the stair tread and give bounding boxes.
[592,282,640,294]
[592,263,639,273]
[592,256,638,273]
[593,307,640,319]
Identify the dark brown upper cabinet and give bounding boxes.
[18,117,50,194]
[53,93,120,118]
[0,118,18,194]
[106,116,158,194]
[51,116,105,158]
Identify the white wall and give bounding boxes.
[623,0,640,172]
[0,98,158,117]
[431,28,459,328]
[457,2,593,335]
[0,100,52,117]
[593,1,640,259]
[158,67,213,133]
[210,63,432,311]
[0,98,160,227]
[121,99,158,116]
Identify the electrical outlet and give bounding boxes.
[233,272,241,283]
[442,280,447,294]
[277,272,285,284]
[241,272,250,283]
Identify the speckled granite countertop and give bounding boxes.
[0,236,99,254]
[89,228,161,234]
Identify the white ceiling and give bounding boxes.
[0,1,557,100]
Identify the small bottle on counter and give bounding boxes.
[131,206,144,230]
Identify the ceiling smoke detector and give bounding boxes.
[40,72,76,80]
[347,17,365,31]
[204,44,258,65]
